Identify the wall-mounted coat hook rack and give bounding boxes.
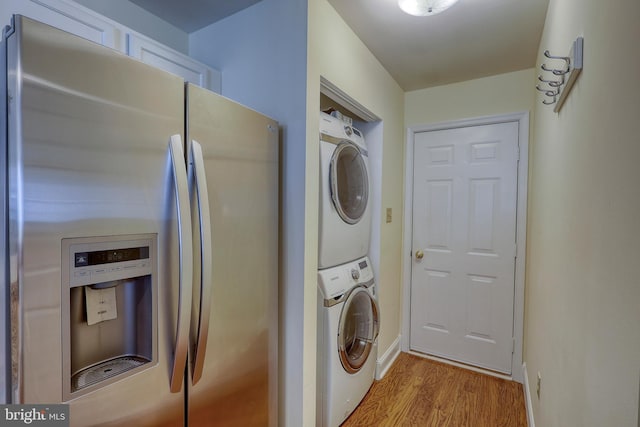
[538,75,564,88]
[537,37,583,112]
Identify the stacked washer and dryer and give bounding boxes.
[317,111,380,427]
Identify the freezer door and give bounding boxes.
[186,84,279,426]
[7,16,187,426]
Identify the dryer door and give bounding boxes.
[329,142,369,224]
[337,286,380,374]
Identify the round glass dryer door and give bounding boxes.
[338,286,380,374]
[330,142,369,224]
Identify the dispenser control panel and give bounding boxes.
[74,246,149,267]
[67,236,154,287]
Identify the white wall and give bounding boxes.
[405,68,536,127]
[71,0,188,53]
[525,0,640,426]
[189,1,309,426]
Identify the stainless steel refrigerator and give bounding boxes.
[0,15,278,426]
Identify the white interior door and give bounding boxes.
[409,122,519,374]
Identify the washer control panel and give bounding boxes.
[318,256,374,300]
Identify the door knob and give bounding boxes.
[415,250,424,260]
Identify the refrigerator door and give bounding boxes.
[6,16,188,426]
[0,21,8,404]
[186,84,279,426]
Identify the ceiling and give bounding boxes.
[327,0,549,90]
[129,0,549,91]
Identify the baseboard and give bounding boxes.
[522,362,535,427]
[376,335,401,380]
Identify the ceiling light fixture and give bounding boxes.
[398,0,460,16]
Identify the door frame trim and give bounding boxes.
[401,112,529,383]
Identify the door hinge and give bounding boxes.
[512,337,516,354]
[516,145,521,161]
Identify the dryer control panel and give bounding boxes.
[319,111,366,152]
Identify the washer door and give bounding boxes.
[329,142,369,225]
[337,286,380,374]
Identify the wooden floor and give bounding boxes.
[342,352,527,427]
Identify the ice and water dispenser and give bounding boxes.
[61,234,157,400]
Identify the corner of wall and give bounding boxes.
[376,335,401,380]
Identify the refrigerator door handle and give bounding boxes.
[168,135,193,393]
[190,140,213,385]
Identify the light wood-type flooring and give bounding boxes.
[341,352,527,427]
